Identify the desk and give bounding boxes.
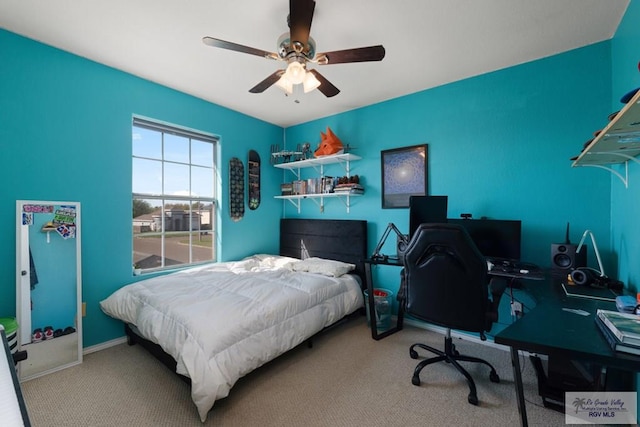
[495,279,639,427]
[364,257,404,340]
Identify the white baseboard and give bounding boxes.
[83,336,127,355]
[402,317,543,358]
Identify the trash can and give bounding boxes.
[364,288,394,331]
[0,317,18,356]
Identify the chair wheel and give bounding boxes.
[411,375,421,386]
[468,394,478,405]
[409,349,418,359]
[489,371,500,383]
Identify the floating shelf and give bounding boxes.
[572,88,640,187]
[274,153,362,213]
[273,153,361,171]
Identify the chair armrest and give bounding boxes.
[485,277,508,330]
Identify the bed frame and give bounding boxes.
[279,218,368,284]
[125,218,368,383]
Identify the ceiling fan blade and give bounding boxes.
[316,45,386,65]
[249,70,284,93]
[309,69,340,97]
[289,0,315,51]
[202,37,279,60]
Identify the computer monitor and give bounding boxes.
[409,196,448,239]
[448,218,522,261]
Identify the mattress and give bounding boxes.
[100,254,363,421]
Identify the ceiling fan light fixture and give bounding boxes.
[275,74,293,95]
[303,70,321,93]
[285,61,306,85]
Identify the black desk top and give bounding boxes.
[495,278,640,371]
[365,256,403,266]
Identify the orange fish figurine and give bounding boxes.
[314,127,344,157]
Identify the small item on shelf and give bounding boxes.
[270,144,303,164]
[314,127,344,157]
[620,87,639,103]
[336,175,360,185]
[280,183,293,196]
[306,178,322,194]
[333,183,365,195]
[292,180,307,195]
[333,175,364,194]
[321,176,335,193]
[298,142,312,160]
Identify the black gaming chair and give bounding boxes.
[400,223,507,405]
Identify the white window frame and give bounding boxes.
[132,117,219,273]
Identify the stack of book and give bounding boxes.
[333,183,364,195]
[594,308,640,355]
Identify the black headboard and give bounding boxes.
[279,218,368,284]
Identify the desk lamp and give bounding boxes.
[576,230,605,276]
[571,230,622,290]
[371,223,408,261]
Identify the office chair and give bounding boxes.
[400,223,507,405]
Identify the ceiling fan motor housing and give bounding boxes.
[277,33,315,60]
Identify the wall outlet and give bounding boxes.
[510,301,522,316]
[82,302,86,317]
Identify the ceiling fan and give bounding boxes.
[202,0,385,97]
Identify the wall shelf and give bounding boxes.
[274,193,362,213]
[274,153,362,213]
[571,88,640,187]
[274,153,360,177]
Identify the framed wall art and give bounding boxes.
[380,144,428,208]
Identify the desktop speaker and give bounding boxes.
[397,234,409,260]
[550,243,586,272]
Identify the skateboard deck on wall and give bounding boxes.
[229,157,245,221]
[248,150,260,210]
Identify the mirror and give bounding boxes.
[16,200,82,380]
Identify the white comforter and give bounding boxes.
[100,255,363,422]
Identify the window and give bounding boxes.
[132,118,218,272]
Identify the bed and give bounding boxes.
[100,218,368,422]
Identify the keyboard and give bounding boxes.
[486,257,544,280]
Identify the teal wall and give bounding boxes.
[1,2,637,350]
[285,42,613,305]
[611,0,640,293]
[0,29,284,347]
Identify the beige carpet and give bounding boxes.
[21,316,566,426]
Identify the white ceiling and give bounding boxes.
[0,0,630,128]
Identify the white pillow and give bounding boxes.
[291,257,355,277]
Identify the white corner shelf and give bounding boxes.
[572,88,640,187]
